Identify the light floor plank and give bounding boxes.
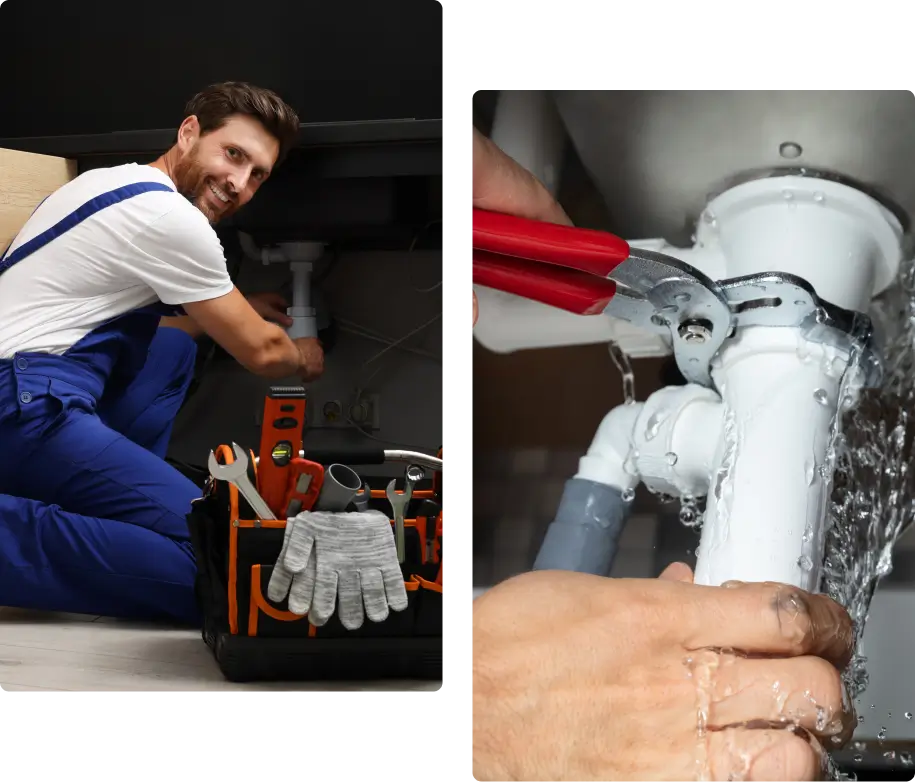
[0,608,439,692]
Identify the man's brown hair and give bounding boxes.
[183,81,300,164]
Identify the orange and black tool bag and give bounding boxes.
[186,443,442,682]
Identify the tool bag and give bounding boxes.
[186,443,442,682]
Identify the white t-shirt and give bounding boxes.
[0,163,234,358]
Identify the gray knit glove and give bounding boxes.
[267,510,408,630]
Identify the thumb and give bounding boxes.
[658,561,694,583]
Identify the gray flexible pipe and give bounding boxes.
[532,478,632,576]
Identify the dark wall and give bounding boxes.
[0,0,442,138]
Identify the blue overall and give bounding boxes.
[0,183,204,624]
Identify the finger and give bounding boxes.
[472,127,572,227]
[706,726,823,781]
[264,306,293,326]
[288,549,317,614]
[266,563,294,604]
[308,567,338,626]
[382,566,408,612]
[361,568,390,623]
[337,571,364,630]
[681,582,854,668]
[702,652,850,739]
[283,527,314,574]
[263,292,288,307]
[659,561,694,583]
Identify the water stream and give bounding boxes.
[818,256,915,778]
[609,254,915,779]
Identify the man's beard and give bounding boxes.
[172,151,228,225]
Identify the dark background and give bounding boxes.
[0,0,443,247]
[0,0,442,138]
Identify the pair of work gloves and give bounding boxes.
[267,510,408,630]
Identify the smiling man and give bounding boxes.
[0,82,323,623]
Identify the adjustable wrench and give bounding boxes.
[386,464,424,563]
[207,442,277,520]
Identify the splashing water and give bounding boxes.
[822,256,915,710]
[607,257,915,779]
[815,257,915,779]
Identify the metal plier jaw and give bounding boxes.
[472,209,881,388]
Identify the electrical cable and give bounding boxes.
[407,219,443,293]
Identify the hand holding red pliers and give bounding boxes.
[472,208,633,316]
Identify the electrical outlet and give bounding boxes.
[348,393,381,431]
[322,400,344,425]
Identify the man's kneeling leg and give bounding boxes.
[0,493,198,624]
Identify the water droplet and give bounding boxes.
[871,704,877,709]
[666,452,678,466]
[816,306,828,323]
[644,411,666,441]
[679,506,701,528]
[779,141,803,159]
[795,299,806,306]
[901,751,913,766]
[813,191,826,204]
[675,292,691,303]
[885,750,896,760]
[689,357,699,364]
[906,711,913,719]
[783,190,794,201]
[797,555,813,571]
[660,304,678,314]
[854,754,863,763]
[814,388,830,407]
[878,726,887,741]
[853,741,867,751]
[858,715,865,723]
[621,487,636,502]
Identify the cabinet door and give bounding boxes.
[0,147,76,251]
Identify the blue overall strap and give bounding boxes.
[0,181,175,274]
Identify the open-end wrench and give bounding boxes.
[207,442,277,520]
[386,464,424,563]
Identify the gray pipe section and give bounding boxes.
[314,464,363,512]
[533,478,632,576]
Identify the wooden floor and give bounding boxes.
[0,607,440,692]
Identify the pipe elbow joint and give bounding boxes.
[575,402,644,491]
[632,385,724,498]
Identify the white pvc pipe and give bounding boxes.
[696,177,903,312]
[291,263,311,309]
[490,91,565,196]
[575,402,644,491]
[693,327,862,590]
[632,385,724,499]
[473,285,669,357]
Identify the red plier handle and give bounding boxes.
[472,209,632,315]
